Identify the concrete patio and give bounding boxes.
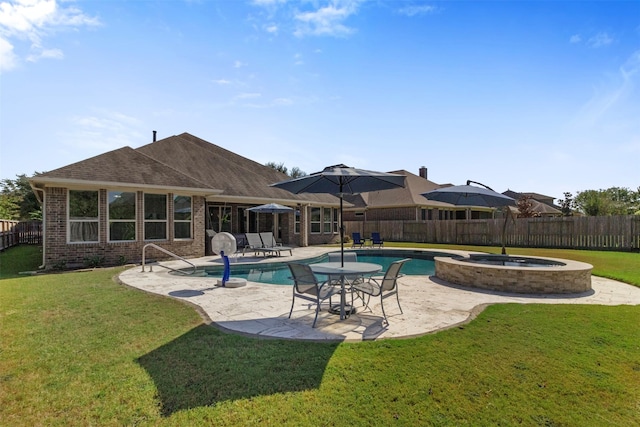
[118,246,640,342]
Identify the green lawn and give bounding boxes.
[0,244,42,279]
[1,244,639,426]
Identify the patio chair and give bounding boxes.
[243,233,275,257]
[351,232,366,248]
[327,252,358,263]
[327,251,364,288]
[287,263,342,328]
[351,258,411,325]
[371,232,384,248]
[259,232,293,256]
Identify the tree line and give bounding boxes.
[558,188,640,216]
[0,171,637,221]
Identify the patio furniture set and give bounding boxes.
[351,232,384,248]
[287,254,411,327]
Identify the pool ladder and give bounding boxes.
[141,243,196,275]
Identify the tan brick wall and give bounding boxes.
[44,187,206,269]
[435,257,592,294]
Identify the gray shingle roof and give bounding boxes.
[344,170,458,209]
[136,133,338,204]
[34,132,339,205]
[35,146,212,190]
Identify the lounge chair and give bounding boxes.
[287,263,342,328]
[351,232,366,248]
[243,233,277,257]
[259,232,293,256]
[371,232,384,248]
[351,258,411,324]
[233,233,247,252]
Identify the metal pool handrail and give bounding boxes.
[141,243,196,275]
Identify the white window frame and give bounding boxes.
[68,190,99,243]
[323,207,333,234]
[173,195,192,240]
[108,191,137,242]
[310,207,321,234]
[144,193,168,241]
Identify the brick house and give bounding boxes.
[29,132,341,269]
[343,167,495,222]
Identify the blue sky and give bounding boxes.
[1,0,638,201]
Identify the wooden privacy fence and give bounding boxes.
[345,215,640,251]
[0,220,42,251]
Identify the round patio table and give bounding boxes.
[310,262,382,319]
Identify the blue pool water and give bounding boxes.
[182,250,452,285]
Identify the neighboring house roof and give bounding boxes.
[343,170,475,210]
[503,190,557,207]
[31,132,340,206]
[503,190,562,215]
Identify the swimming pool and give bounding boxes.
[181,249,453,285]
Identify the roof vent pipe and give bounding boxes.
[419,166,428,180]
[152,130,157,142]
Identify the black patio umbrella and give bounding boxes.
[421,180,516,254]
[247,203,294,235]
[271,164,406,266]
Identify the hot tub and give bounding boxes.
[435,254,592,294]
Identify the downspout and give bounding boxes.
[39,188,46,269]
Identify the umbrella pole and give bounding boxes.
[501,207,513,255]
[340,194,344,267]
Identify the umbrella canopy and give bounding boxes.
[271,164,406,266]
[421,181,515,207]
[247,203,294,235]
[247,203,294,214]
[421,180,515,254]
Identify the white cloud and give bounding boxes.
[213,79,231,85]
[0,36,17,70]
[272,97,293,106]
[621,49,640,79]
[587,31,613,48]
[233,60,247,68]
[252,0,289,5]
[0,0,56,35]
[0,0,99,71]
[571,50,640,155]
[251,0,365,38]
[63,110,144,152]
[569,34,581,44]
[26,45,62,61]
[265,24,278,34]
[294,3,361,37]
[397,5,438,17]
